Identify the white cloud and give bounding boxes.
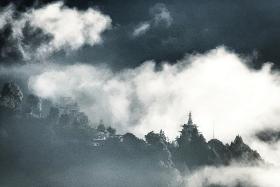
[29,64,132,131]
[185,164,280,187]
[28,47,280,164]
[0,1,111,60]
[27,2,111,51]
[250,139,280,165]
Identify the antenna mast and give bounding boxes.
[212,121,215,139]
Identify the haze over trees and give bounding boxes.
[0,82,262,187]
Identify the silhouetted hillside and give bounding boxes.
[0,82,263,187]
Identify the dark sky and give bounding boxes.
[1,0,280,70]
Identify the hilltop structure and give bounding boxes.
[0,82,263,183]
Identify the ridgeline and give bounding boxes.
[0,82,262,187]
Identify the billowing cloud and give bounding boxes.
[27,47,280,166]
[27,2,111,51]
[28,46,280,138]
[0,1,111,60]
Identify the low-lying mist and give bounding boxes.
[29,47,280,143]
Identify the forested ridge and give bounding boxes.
[0,82,262,187]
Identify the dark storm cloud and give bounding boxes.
[1,0,280,70]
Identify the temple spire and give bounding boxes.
[187,112,193,125]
